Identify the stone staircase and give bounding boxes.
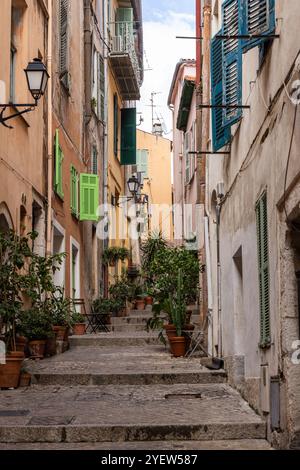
[0,308,270,450]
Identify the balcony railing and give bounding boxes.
[108,22,142,100]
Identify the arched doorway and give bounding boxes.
[0,202,13,234]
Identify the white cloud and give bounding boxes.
[137,10,195,136]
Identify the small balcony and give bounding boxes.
[108,22,142,101]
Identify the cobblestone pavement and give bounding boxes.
[0,315,271,450]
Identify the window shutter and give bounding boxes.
[54,129,64,199]
[59,0,69,80]
[70,166,78,216]
[241,0,276,53]
[140,150,148,178]
[99,55,105,121]
[121,108,137,165]
[185,133,190,184]
[256,191,271,348]
[222,0,243,127]
[80,174,99,222]
[92,146,98,175]
[113,94,118,156]
[211,32,231,152]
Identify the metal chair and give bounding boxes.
[184,316,209,358]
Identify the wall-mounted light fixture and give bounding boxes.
[0,58,49,129]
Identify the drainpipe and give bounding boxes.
[216,203,222,356]
[46,0,53,256]
[84,0,92,125]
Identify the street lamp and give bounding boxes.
[127,175,140,196]
[24,58,49,101]
[0,57,49,129]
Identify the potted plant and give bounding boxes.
[168,270,187,358]
[51,290,72,341]
[103,247,129,267]
[19,368,31,387]
[0,231,29,388]
[19,306,53,359]
[71,311,86,336]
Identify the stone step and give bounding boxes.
[30,370,227,386]
[70,333,161,348]
[110,315,155,325]
[0,384,266,443]
[110,324,150,332]
[0,439,272,450]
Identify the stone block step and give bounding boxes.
[70,333,161,348]
[0,439,272,450]
[109,324,150,332]
[0,383,266,443]
[30,370,227,386]
[111,315,154,325]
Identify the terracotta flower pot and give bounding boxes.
[0,351,24,389]
[164,324,177,340]
[16,336,27,353]
[53,326,68,341]
[73,323,86,336]
[182,324,195,351]
[45,337,57,357]
[28,340,46,359]
[135,299,145,310]
[19,372,31,387]
[145,296,153,306]
[169,336,186,358]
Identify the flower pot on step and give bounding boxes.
[19,372,31,387]
[16,336,27,353]
[28,340,46,359]
[164,324,176,340]
[145,296,153,306]
[73,323,86,336]
[53,326,68,341]
[135,299,145,310]
[169,336,186,357]
[0,351,24,389]
[45,337,57,357]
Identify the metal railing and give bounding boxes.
[109,22,142,86]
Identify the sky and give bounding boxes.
[137,0,195,136]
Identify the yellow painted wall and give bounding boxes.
[137,130,173,241]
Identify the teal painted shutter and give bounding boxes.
[137,149,148,178]
[211,32,231,152]
[113,94,118,156]
[256,192,271,348]
[116,7,133,39]
[241,0,275,53]
[222,0,243,127]
[80,174,99,221]
[54,129,64,199]
[121,108,137,165]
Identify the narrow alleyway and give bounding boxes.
[0,310,270,450]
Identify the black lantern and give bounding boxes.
[127,175,139,195]
[24,58,49,101]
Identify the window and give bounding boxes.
[92,50,105,121]
[121,107,137,165]
[70,166,79,217]
[92,146,98,175]
[80,174,99,221]
[70,238,80,300]
[136,150,148,178]
[241,0,275,53]
[10,1,26,103]
[113,94,119,157]
[59,0,69,89]
[184,132,190,184]
[256,191,271,348]
[54,130,64,200]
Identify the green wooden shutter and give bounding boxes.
[241,0,275,53]
[211,32,231,152]
[59,0,69,87]
[256,191,271,348]
[121,108,137,165]
[70,166,78,216]
[222,0,243,127]
[54,129,64,199]
[113,94,118,156]
[80,174,99,221]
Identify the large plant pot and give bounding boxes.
[169,336,186,358]
[16,336,27,353]
[135,299,145,310]
[28,340,46,359]
[164,324,176,340]
[53,326,68,341]
[73,323,86,336]
[19,372,31,387]
[0,351,24,389]
[145,296,153,306]
[45,337,57,357]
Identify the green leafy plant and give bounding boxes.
[71,310,85,325]
[19,305,54,341]
[50,289,72,327]
[103,247,129,266]
[169,269,186,337]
